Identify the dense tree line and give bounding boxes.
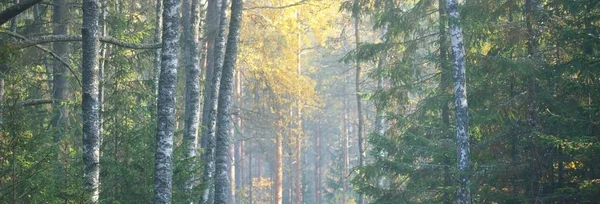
[1,0,599,203]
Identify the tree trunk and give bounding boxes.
[295,11,303,202]
[214,0,243,203]
[342,97,349,204]
[438,0,452,203]
[51,0,70,198]
[525,0,542,201]
[275,116,283,204]
[314,121,322,204]
[235,68,245,203]
[352,0,365,202]
[153,0,162,99]
[82,0,101,202]
[446,0,471,203]
[182,0,201,198]
[154,0,180,202]
[0,0,42,26]
[200,0,226,202]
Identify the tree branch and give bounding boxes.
[12,34,162,49]
[244,0,309,10]
[0,0,43,26]
[15,99,53,107]
[1,30,82,87]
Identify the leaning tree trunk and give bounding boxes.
[181,0,201,198]
[200,0,227,202]
[214,0,243,203]
[82,0,101,202]
[154,0,180,202]
[446,0,471,203]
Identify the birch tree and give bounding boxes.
[446,0,471,203]
[200,0,228,202]
[154,0,180,202]
[181,0,201,198]
[214,0,243,203]
[81,0,101,202]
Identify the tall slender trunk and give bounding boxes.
[275,115,283,204]
[248,149,253,204]
[352,0,365,202]
[235,69,244,203]
[154,0,180,202]
[98,0,108,145]
[153,0,162,99]
[314,121,322,204]
[182,0,201,198]
[82,0,101,202]
[295,11,303,203]
[51,0,70,198]
[525,0,542,202]
[342,98,349,204]
[446,0,471,203]
[214,0,243,203]
[200,0,226,202]
[438,0,452,203]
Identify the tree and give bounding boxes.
[51,0,70,199]
[200,0,228,202]
[445,0,471,203]
[351,0,365,202]
[81,0,101,202]
[181,0,201,198]
[154,0,180,202]
[214,0,243,202]
[0,0,42,26]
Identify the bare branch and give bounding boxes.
[1,30,82,87]
[244,0,309,10]
[10,34,162,49]
[0,0,43,26]
[15,99,53,107]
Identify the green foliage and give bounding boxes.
[350,0,600,203]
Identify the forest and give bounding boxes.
[0,0,599,203]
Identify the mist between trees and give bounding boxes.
[0,0,599,203]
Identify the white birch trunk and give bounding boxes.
[446,0,471,203]
[214,0,243,203]
[182,0,201,198]
[154,0,180,202]
[82,0,101,202]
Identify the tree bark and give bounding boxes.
[214,0,243,203]
[352,0,365,202]
[153,0,162,99]
[294,10,303,204]
[314,121,322,204]
[154,0,180,202]
[51,0,70,200]
[446,0,471,203]
[200,0,227,202]
[343,98,349,204]
[82,0,101,202]
[438,1,452,203]
[275,116,283,204]
[235,69,244,203]
[182,0,201,198]
[0,0,42,26]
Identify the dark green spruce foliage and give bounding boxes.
[349,0,600,203]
